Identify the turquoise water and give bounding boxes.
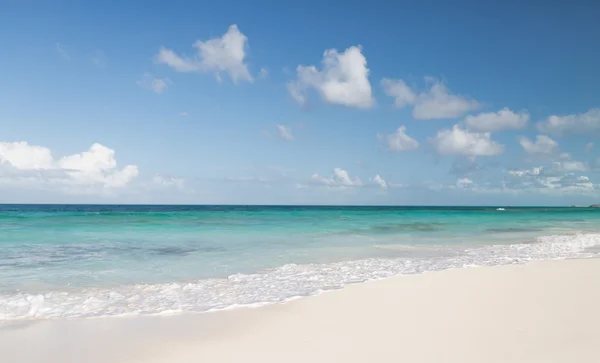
[1,205,600,319]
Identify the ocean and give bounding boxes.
[1,204,600,320]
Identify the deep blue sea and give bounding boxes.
[1,204,600,320]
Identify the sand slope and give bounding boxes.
[1,258,599,363]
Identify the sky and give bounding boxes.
[1,0,600,205]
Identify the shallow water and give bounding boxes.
[1,205,600,319]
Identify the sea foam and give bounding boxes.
[1,233,599,320]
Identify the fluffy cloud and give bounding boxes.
[137,73,171,94]
[372,174,388,189]
[378,126,419,151]
[382,78,479,119]
[537,108,600,135]
[312,168,363,187]
[309,170,402,190]
[155,24,252,83]
[287,46,374,109]
[0,142,138,192]
[442,164,598,195]
[0,142,54,169]
[413,160,598,195]
[507,166,542,177]
[413,80,480,119]
[553,175,595,194]
[430,125,504,157]
[58,144,138,188]
[504,165,595,195]
[464,108,529,132]
[509,162,588,179]
[275,125,294,141]
[381,79,416,108]
[585,142,594,154]
[369,175,404,189]
[519,135,559,156]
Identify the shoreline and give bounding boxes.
[3,231,599,320]
[2,258,600,362]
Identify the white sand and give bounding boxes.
[2,258,599,363]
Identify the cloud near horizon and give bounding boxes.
[0,141,139,194]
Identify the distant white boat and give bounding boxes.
[496,208,506,211]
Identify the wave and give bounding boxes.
[1,233,599,321]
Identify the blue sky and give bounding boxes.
[1,0,600,205]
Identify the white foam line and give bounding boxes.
[1,233,599,321]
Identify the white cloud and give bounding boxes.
[464,108,529,132]
[507,167,542,177]
[585,142,594,154]
[275,125,294,141]
[312,168,363,187]
[455,178,474,189]
[413,162,598,195]
[56,43,70,61]
[56,144,138,188]
[430,125,504,157]
[155,24,252,84]
[0,142,54,170]
[519,135,559,156]
[372,174,388,189]
[0,142,138,192]
[91,50,107,68]
[504,165,596,195]
[287,83,306,105]
[537,108,600,135]
[382,78,479,119]
[378,126,419,151]
[552,161,589,172]
[413,80,480,119]
[152,175,185,189]
[179,111,189,117]
[556,175,595,194]
[235,167,401,191]
[550,174,595,194]
[288,45,374,109]
[137,73,172,94]
[368,175,404,189]
[508,161,588,177]
[439,166,599,195]
[381,79,416,108]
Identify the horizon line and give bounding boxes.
[0,203,594,208]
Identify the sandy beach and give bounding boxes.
[2,258,599,363]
